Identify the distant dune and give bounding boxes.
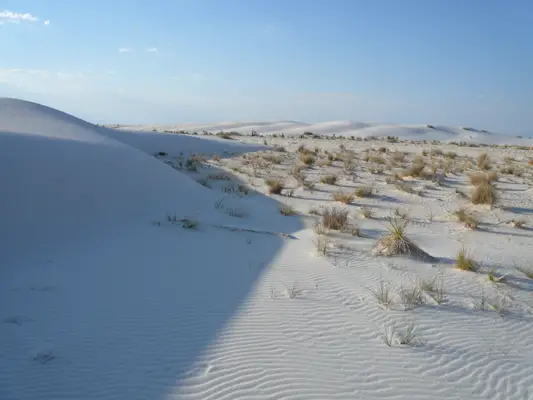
[116,120,533,146]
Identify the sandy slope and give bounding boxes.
[2,98,533,400]
[116,120,533,146]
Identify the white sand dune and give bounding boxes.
[2,98,533,400]
[117,120,533,146]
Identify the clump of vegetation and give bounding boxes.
[402,162,430,179]
[477,152,491,170]
[322,207,349,230]
[528,159,533,166]
[300,154,316,165]
[354,186,373,198]
[444,151,457,159]
[368,281,395,309]
[320,175,338,185]
[265,178,284,194]
[487,170,499,182]
[332,191,354,204]
[454,208,479,229]
[360,206,373,219]
[455,248,478,272]
[370,155,386,164]
[372,219,434,261]
[469,172,488,185]
[279,206,297,216]
[471,181,496,205]
[314,236,330,256]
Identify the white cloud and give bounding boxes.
[0,10,39,24]
[146,47,158,53]
[118,48,132,53]
[44,20,50,25]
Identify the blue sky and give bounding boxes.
[1,0,532,134]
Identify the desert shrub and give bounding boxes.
[370,156,386,164]
[455,248,478,272]
[454,208,479,229]
[279,206,297,216]
[265,178,284,194]
[430,149,443,156]
[332,191,354,204]
[528,159,533,166]
[477,153,491,170]
[444,151,457,159]
[469,172,488,185]
[486,170,498,182]
[471,181,496,205]
[300,154,316,165]
[320,175,338,185]
[322,207,348,230]
[354,186,373,198]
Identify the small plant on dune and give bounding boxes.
[430,149,443,156]
[314,235,330,256]
[313,221,328,236]
[393,207,409,219]
[477,152,491,170]
[322,207,349,230]
[402,162,427,179]
[455,247,478,272]
[372,219,433,261]
[511,219,525,229]
[349,223,361,237]
[368,281,395,309]
[332,191,354,204]
[182,219,198,229]
[265,178,284,194]
[398,282,424,311]
[226,207,247,218]
[354,186,373,198]
[309,207,322,216]
[487,268,507,283]
[528,159,533,166]
[471,181,496,205]
[320,174,338,185]
[360,206,373,219]
[453,208,479,229]
[382,325,397,347]
[370,155,386,164]
[279,206,297,216]
[444,151,457,159]
[300,153,316,165]
[398,323,419,346]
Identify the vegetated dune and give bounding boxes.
[118,120,533,146]
[3,97,533,400]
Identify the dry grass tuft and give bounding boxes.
[471,181,496,205]
[320,175,338,185]
[322,207,349,230]
[487,170,499,182]
[402,162,429,179]
[477,152,491,170]
[454,208,479,229]
[332,191,354,204]
[372,219,435,261]
[279,206,297,216]
[455,248,478,272]
[265,178,284,194]
[354,186,373,198]
[469,172,488,185]
[300,154,316,165]
[528,159,533,166]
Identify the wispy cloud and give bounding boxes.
[0,10,39,24]
[146,47,158,53]
[118,47,132,53]
[44,20,50,26]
